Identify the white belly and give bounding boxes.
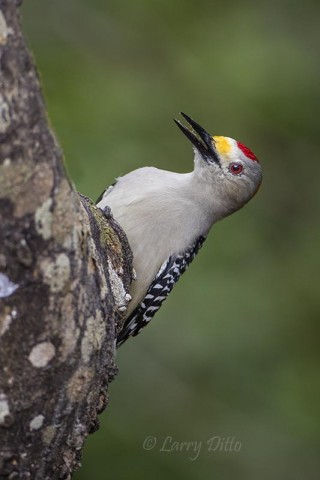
[98,168,212,316]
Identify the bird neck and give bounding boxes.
[190,168,237,224]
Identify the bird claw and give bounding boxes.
[117,293,132,314]
[100,205,112,219]
[132,269,137,281]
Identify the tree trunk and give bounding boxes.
[0,1,132,478]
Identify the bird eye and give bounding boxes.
[229,163,243,175]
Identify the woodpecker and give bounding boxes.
[97,113,262,347]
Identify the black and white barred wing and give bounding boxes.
[116,235,206,347]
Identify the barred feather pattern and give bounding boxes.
[116,235,206,347]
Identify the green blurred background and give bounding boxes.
[22,1,320,478]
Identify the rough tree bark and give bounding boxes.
[0,1,133,478]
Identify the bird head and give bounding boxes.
[174,112,262,216]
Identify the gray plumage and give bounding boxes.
[97,113,262,346]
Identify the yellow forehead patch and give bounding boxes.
[213,136,231,156]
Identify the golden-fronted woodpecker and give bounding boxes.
[97,113,262,347]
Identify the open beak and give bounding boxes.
[174,112,221,166]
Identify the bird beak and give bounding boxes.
[174,112,221,166]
